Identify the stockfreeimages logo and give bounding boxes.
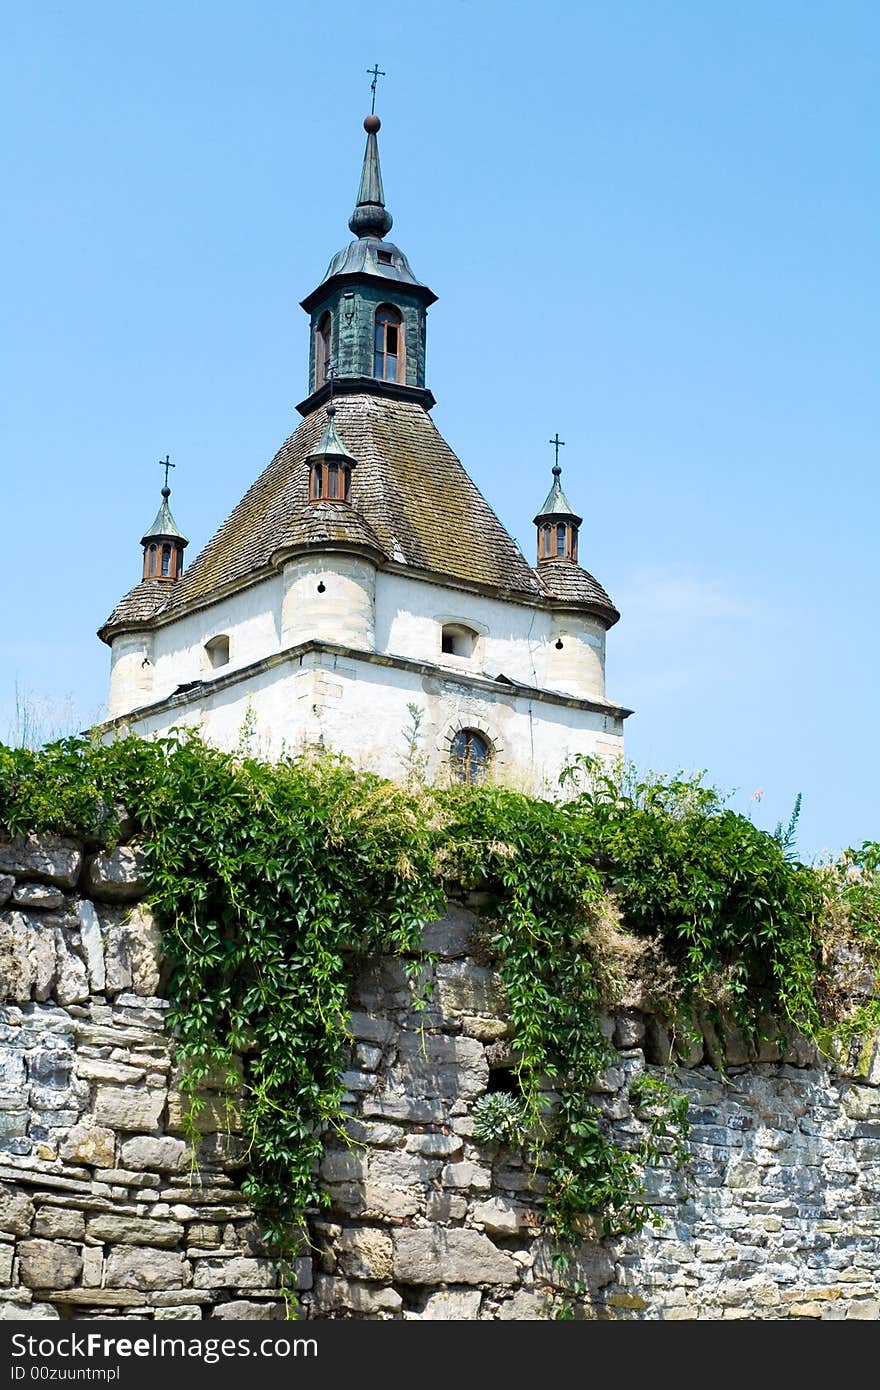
[10,1332,317,1372]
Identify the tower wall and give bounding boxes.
[281,554,377,651]
[108,632,155,718]
[307,283,427,393]
[544,615,606,700]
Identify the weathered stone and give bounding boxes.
[419,1288,483,1319]
[533,1239,615,1290]
[81,1247,103,1288]
[94,1086,165,1133]
[28,1049,73,1088]
[154,1305,203,1320]
[496,1290,554,1319]
[0,835,83,889]
[126,905,163,997]
[73,902,106,993]
[441,1161,492,1190]
[104,1248,190,1291]
[33,1206,85,1239]
[192,1258,276,1289]
[393,1228,517,1285]
[348,1011,394,1045]
[84,846,147,903]
[0,1301,60,1320]
[320,1149,368,1184]
[435,961,507,1017]
[354,1043,383,1070]
[59,1124,116,1168]
[314,1276,402,1315]
[613,1011,646,1049]
[337,1226,394,1281]
[77,1058,145,1084]
[0,1186,34,1235]
[405,1132,462,1158]
[210,1301,285,1320]
[0,876,14,907]
[390,1032,488,1100]
[11,885,65,912]
[461,1016,511,1042]
[421,905,478,958]
[362,1093,447,1123]
[87,1214,182,1247]
[53,928,89,1006]
[426,1192,468,1222]
[18,1240,83,1290]
[368,1149,441,1186]
[472,1197,528,1236]
[166,1090,240,1134]
[0,1047,26,1091]
[119,1136,189,1172]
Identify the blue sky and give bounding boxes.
[2,1,877,860]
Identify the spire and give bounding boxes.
[349,115,393,239]
[535,465,581,524]
[308,404,357,466]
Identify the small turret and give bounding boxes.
[141,457,188,582]
[534,450,581,565]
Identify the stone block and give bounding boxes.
[0,1186,35,1236]
[87,1214,182,1248]
[59,1124,116,1168]
[18,1240,83,1290]
[84,846,147,903]
[421,904,478,958]
[119,1136,189,1172]
[368,1149,441,1187]
[393,1228,517,1285]
[337,1226,393,1280]
[27,1050,72,1089]
[362,1093,447,1124]
[419,1288,483,1319]
[0,876,13,907]
[33,1206,85,1240]
[440,1161,491,1190]
[76,1058,146,1084]
[347,1011,394,1045]
[495,1290,553,1320]
[471,1198,529,1236]
[405,1132,462,1158]
[435,962,506,1017]
[313,1276,402,1315]
[426,1192,468,1222]
[0,835,83,889]
[192,1258,276,1290]
[354,1043,382,1071]
[94,1086,166,1133]
[533,1238,615,1290]
[154,1306,203,1320]
[210,1301,285,1320]
[52,928,89,1006]
[390,1032,488,1100]
[125,905,163,997]
[11,885,65,912]
[166,1090,240,1135]
[104,1247,190,1291]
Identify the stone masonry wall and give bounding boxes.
[1,830,879,1320]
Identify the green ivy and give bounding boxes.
[0,734,876,1254]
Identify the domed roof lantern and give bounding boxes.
[141,457,188,582]
[533,436,583,565]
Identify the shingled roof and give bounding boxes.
[100,394,619,641]
[536,559,619,621]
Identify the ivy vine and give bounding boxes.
[1,734,877,1255]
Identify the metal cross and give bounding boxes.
[159,455,175,490]
[549,434,566,468]
[367,63,386,114]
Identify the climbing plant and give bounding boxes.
[0,733,877,1253]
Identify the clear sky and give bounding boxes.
[2,1,877,861]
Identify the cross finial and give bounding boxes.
[159,455,175,494]
[549,433,565,472]
[367,63,386,115]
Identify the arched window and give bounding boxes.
[161,544,171,577]
[450,729,491,785]
[147,544,157,577]
[373,304,403,382]
[441,623,479,658]
[537,520,578,563]
[556,523,567,558]
[205,635,230,670]
[316,312,332,387]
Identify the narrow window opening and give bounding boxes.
[556,523,567,558]
[316,312,332,387]
[161,544,171,577]
[205,635,230,670]
[441,623,479,659]
[373,305,403,382]
[377,249,393,265]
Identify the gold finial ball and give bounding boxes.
[364,114,381,133]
